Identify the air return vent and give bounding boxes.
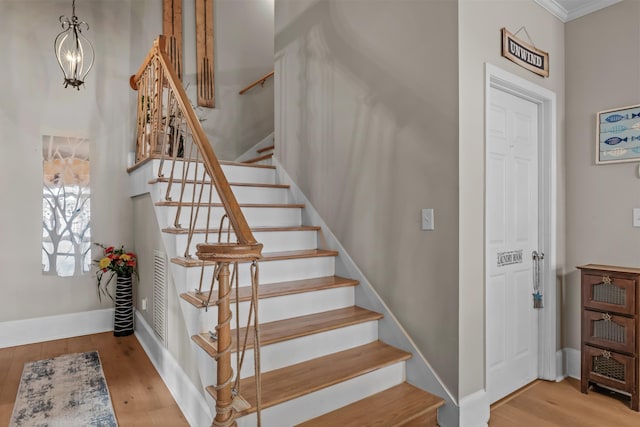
[153,250,168,346]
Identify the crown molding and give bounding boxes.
[535,0,622,22]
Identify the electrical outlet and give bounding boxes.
[421,208,434,231]
[141,297,148,311]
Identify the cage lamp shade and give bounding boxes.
[54,1,94,90]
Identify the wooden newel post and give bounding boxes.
[196,242,263,427]
[214,261,234,427]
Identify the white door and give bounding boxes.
[486,86,540,404]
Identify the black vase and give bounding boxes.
[114,273,134,336]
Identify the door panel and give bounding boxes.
[487,86,539,404]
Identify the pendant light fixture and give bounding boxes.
[54,0,94,90]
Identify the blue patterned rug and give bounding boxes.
[9,351,118,427]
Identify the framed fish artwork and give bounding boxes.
[597,104,640,164]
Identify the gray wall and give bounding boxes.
[565,0,640,351]
[183,0,275,160]
[275,0,460,396]
[130,0,275,161]
[0,0,135,322]
[132,194,203,395]
[0,0,273,322]
[458,0,566,397]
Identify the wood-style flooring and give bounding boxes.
[0,332,188,426]
[490,378,640,426]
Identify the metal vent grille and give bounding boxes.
[153,250,168,346]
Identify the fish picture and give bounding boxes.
[597,104,640,163]
[605,114,628,123]
[604,137,626,145]
[601,124,628,133]
[603,148,628,157]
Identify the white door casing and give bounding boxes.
[486,86,539,404]
[485,63,558,404]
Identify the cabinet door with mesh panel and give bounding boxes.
[582,345,635,394]
[582,310,635,354]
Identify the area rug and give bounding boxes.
[9,351,118,427]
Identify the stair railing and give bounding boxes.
[238,70,274,95]
[130,35,263,427]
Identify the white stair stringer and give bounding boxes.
[129,158,446,427]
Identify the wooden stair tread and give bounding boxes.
[192,306,383,357]
[155,201,303,208]
[172,249,339,267]
[256,144,275,154]
[244,153,274,164]
[162,225,320,234]
[219,159,275,169]
[206,341,412,415]
[181,275,358,308]
[296,382,444,427]
[149,177,289,189]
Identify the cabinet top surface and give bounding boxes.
[577,264,640,275]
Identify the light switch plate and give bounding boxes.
[634,208,640,228]
[422,208,434,231]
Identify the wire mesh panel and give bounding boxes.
[593,318,626,344]
[593,281,626,306]
[593,353,625,382]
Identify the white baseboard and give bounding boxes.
[459,389,489,427]
[0,308,115,349]
[134,311,211,427]
[556,349,566,381]
[564,347,581,380]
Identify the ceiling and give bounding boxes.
[535,0,622,22]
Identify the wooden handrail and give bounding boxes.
[156,46,258,247]
[238,70,274,95]
[132,36,259,247]
[131,35,263,426]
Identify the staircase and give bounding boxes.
[129,36,445,427]
[140,158,444,426]
[243,144,274,165]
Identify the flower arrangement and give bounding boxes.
[94,243,138,301]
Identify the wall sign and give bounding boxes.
[497,250,523,267]
[501,28,549,78]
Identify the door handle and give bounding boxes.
[532,250,544,308]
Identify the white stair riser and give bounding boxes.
[157,206,302,229]
[152,182,289,205]
[171,230,318,254]
[174,256,336,292]
[237,321,379,378]
[198,286,355,329]
[233,362,406,427]
[193,321,378,388]
[152,159,276,184]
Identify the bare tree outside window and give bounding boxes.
[42,135,91,277]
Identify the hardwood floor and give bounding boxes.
[490,378,640,426]
[0,332,188,426]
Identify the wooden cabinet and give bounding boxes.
[578,264,640,411]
